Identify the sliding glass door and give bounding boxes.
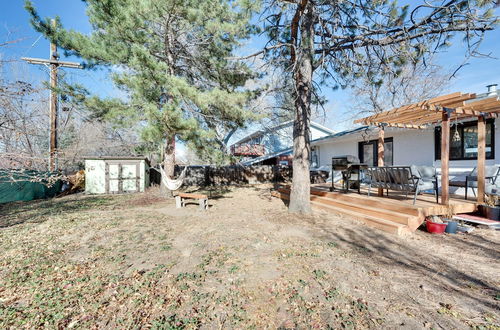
[359,138,393,166]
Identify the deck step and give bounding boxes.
[311,201,411,236]
[310,189,422,216]
[309,194,421,229]
[271,190,411,236]
[278,186,422,218]
[278,186,421,216]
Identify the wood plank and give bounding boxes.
[377,127,384,197]
[178,192,208,199]
[310,194,419,228]
[280,186,422,216]
[273,186,476,234]
[354,93,464,125]
[477,115,486,204]
[311,201,409,235]
[441,111,450,205]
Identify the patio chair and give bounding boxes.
[462,165,500,200]
[410,165,439,204]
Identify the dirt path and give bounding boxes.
[0,186,498,328]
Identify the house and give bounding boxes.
[231,120,335,165]
[310,84,500,194]
[85,156,150,194]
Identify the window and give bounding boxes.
[435,119,495,160]
[310,146,319,167]
[358,137,393,166]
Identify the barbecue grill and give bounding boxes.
[330,155,368,193]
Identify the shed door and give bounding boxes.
[105,162,140,193]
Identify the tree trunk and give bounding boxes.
[289,2,314,214]
[160,135,175,195]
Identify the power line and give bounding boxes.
[21,19,83,171]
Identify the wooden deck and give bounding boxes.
[272,184,477,236]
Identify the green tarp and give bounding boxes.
[0,170,62,204]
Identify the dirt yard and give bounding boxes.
[0,186,498,329]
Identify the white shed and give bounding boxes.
[85,156,150,194]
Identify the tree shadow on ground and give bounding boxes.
[271,195,498,311]
[311,221,499,311]
[185,186,234,200]
[0,195,115,228]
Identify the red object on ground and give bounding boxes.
[426,220,448,234]
[455,213,500,224]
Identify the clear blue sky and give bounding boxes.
[1,0,499,133]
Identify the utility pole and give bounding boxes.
[22,19,82,171]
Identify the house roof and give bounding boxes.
[232,120,335,146]
[310,126,372,145]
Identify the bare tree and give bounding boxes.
[349,60,450,118]
[244,0,497,213]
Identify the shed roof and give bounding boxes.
[84,156,150,163]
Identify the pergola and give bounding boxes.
[355,92,500,205]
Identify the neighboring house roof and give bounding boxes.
[241,126,372,165]
[240,126,373,165]
[310,126,372,145]
[241,147,292,166]
[232,120,335,146]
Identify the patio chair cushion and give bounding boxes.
[469,165,500,178]
[486,182,500,196]
[417,180,435,192]
[465,165,500,187]
[410,165,436,180]
[465,178,478,188]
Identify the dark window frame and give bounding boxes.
[434,119,495,161]
[358,137,394,166]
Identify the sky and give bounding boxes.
[1,0,499,139]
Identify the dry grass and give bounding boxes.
[0,186,498,329]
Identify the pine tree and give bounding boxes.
[25,0,259,180]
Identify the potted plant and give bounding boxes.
[479,194,500,221]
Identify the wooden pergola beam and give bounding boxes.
[360,122,428,129]
[352,92,500,207]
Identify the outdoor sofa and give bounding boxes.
[366,165,438,204]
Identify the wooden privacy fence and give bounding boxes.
[151,165,292,187]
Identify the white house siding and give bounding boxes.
[315,128,435,166]
[312,118,500,195]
